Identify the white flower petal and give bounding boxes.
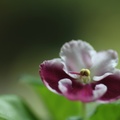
[93,84,107,100]
[58,79,72,93]
[114,69,120,77]
[93,73,112,81]
[60,40,96,74]
[91,50,118,77]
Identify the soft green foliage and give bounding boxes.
[0,95,39,120]
[20,75,43,86]
[19,75,120,120]
[35,86,81,120]
[67,116,82,120]
[90,102,120,120]
[20,75,81,120]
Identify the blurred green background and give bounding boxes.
[0,0,120,119]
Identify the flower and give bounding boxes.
[39,40,120,103]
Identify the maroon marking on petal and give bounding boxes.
[62,82,94,102]
[94,74,120,102]
[39,59,75,94]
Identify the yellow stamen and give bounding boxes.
[80,69,91,84]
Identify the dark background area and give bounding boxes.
[0,0,120,95]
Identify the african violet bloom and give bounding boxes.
[39,40,120,103]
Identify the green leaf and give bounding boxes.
[67,116,82,120]
[90,102,120,120]
[34,86,81,120]
[19,75,43,86]
[0,113,8,120]
[20,75,81,119]
[0,95,39,120]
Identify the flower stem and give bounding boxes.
[81,102,87,120]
